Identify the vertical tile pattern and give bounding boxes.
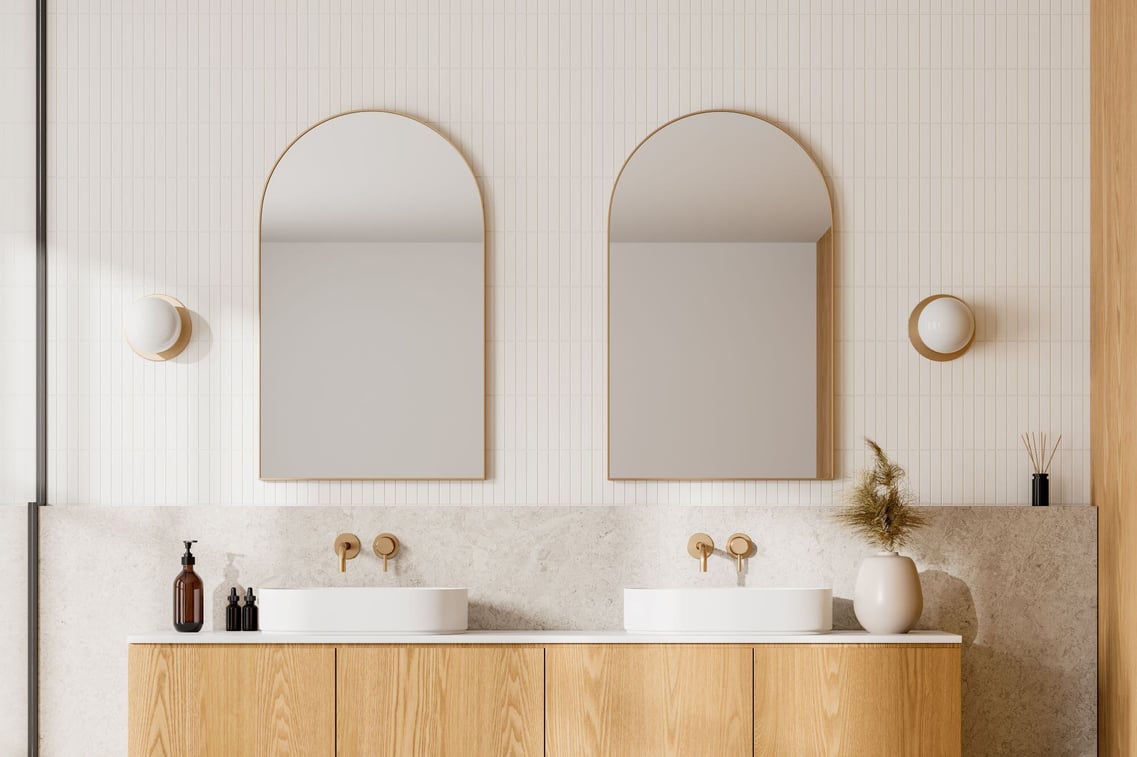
[0,0,35,751]
[1,0,37,505]
[46,1,1089,506]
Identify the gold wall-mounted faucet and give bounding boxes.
[373,533,400,572]
[335,533,361,573]
[687,533,714,572]
[726,532,754,573]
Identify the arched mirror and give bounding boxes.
[609,111,833,480]
[259,111,484,479]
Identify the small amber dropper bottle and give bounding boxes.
[173,540,204,632]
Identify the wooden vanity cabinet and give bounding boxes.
[754,644,962,757]
[545,645,753,756]
[129,641,959,756]
[336,645,544,756]
[128,644,335,757]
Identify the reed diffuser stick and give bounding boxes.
[1021,433,1040,473]
[1021,432,1061,475]
[1043,434,1062,474]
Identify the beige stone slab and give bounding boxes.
[37,505,1095,756]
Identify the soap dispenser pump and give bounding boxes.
[173,540,204,632]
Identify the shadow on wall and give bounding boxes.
[468,600,550,631]
[919,570,1086,757]
[172,309,212,364]
[836,572,1086,756]
[211,553,244,630]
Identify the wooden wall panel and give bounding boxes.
[545,644,752,757]
[127,644,334,757]
[1092,1,1137,752]
[753,644,960,757]
[816,228,834,479]
[336,645,543,757]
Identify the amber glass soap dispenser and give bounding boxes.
[173,540,204,632]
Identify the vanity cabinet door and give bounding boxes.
[336,645,544,756]
[754,644,961,757]
[545,645,753,757]
[128,644,335,757]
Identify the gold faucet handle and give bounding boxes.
[335,533,361,573]
[373,533,400,572]
[726,533,754,573]
[687,533,715,573]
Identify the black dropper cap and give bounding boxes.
[244,587,256,604]
[181,540,198,566]
[228,587,239,604]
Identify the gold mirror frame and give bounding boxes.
[607,109,835,481]
[255,110,488,481]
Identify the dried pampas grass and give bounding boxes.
[836,438,927,553]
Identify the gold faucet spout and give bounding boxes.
[687,533,715,573]
[334,533,361,573]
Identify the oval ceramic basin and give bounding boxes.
[624,587,832,634]
[259,587,468,634]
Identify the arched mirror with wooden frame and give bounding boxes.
[258,111,485,480]
[608,110,833,480]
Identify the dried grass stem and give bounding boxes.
[835,438,926,553]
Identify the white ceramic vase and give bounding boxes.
[853,551,923,634]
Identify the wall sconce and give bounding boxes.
[125,295,192,361]
[908,294,975,361]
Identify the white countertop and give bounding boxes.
[128,629,961,645]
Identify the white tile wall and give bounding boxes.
[44,0,1090,507]
[1,0,36,506]
[0,0,35,751]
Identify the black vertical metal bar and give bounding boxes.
[29,0,48,752]
[35,0,46,508]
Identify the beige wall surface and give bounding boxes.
[39,505,1096,757]
[0,0,37,752]
[0,2,1093,755]
[41,1,1088,506]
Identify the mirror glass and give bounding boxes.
[259,111,484,479]
[609,111,832,480]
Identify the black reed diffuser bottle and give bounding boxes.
[1032,473,1050,507]
[1022,432,1061,507]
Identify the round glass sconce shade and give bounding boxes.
[125,295,192,361]
[908,294,975,361]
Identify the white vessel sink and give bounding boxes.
[259,587,468,634]
[624,587,832,634]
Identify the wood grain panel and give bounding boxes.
[754,644,960,757]
[545,644,752,757]
[816,227,834,479]
[127,644,334,757]
[1092,1,1137,752]
[336,645,543,757]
